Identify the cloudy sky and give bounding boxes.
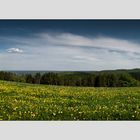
[0,20,140,71]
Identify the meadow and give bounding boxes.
[0,80,140,120]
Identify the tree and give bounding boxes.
[34,73,41,84]
[26,74,34,83]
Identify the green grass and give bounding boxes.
[0,80,140,120]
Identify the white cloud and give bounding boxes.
[0,32,140,70]
[39,33,140,54]
[2,32,140,54]
[6,48,23,53]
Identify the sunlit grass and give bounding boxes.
[0,80,140,120]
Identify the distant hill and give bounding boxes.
[6,68,140,75]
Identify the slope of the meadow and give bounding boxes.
[0,80,140,120]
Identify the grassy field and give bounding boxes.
[0,80,140,120]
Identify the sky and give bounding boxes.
[0,20,140,71]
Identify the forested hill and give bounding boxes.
[0,68,140,87]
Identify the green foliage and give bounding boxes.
[0,70,140,87]
[0,80,140,120]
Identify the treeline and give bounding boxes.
[0,70,140,87]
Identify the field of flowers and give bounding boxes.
[0,80,140,120]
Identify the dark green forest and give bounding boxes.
[0,69,140,87]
